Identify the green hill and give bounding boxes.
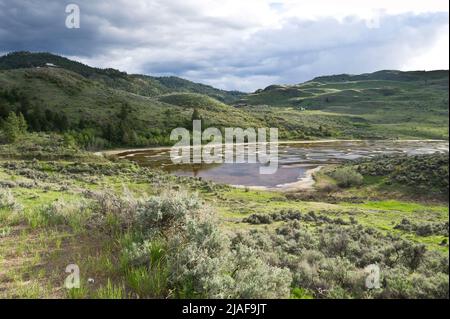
[0,52,448,148]
[0,67,258,148]
[237,70,449,139]
[0,51,243,103]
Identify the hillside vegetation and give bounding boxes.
[238,70,449,139]
[1,52,448,150]
[0,53,255,148]
[0,134,448,299]
[0,51,243,103]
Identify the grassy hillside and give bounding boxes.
[0,52,243,103]
[0,52,448,148]
[238,70,449,139]
[0,66,258,148]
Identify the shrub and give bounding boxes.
[135,191,202,238]
[236,220,448,299]
[129,191,294,299]
[33,199,90,230]
[355,153,449,195]
[85,188,139,232]
[0,187,22,212]
[0,112,28,143]
[167,210,233,298]
[230,244,292,299]
[394,218,449,237]
[243,213,273,224]
[329,167,363,188]
[379,268,449,299]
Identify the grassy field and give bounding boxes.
[0,134,448,299]
[0,53,448,299]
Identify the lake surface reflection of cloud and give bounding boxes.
[120,140,449,189]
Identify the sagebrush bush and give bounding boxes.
[394,218,449,237]
[167,207,234,298]
[85,188,140,231]
[0,187,22,212]
[135,191,201,238]
[122,191,294,299]
[378,267,449,299]
[355,153,449,195]
[329,167,363,188]
[235,221,449,299]
[230,244,292,298]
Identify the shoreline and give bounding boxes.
[94,138,448,157]
[231,165,324,192]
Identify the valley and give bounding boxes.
[0,52,448,299]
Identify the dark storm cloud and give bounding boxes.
[0,0,448,91]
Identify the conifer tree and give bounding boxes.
[0,111,28,143]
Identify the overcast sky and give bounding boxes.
[0,0,448,91]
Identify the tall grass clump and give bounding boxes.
[94,279,127,299]
[121,239,169,298]
[29,199,90,230]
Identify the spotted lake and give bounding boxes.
[115,140,449,190]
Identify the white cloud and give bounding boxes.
[401,25,449,71]
[1,0,448,91]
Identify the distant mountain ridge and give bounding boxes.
[310,69,449,83]
[0,51,243,103]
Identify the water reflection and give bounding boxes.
[119,140,449,188]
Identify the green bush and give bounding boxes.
[135,192,201,238]
[329,167,364,188]
[355,153,449,195]
[0,187,22,212]
[130,191,292,298]
[235,221,448,299]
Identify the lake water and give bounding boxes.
[117,140,449,189]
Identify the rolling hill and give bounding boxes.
[0,52,448,148]
[0,51,243,103]
[237,70,449,139]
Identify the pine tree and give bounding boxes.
[118,103,130,121]
[0,112,27,143]
[192,108,201,122]
[191,108,202,131]
[0,101,10,119]
[17,112,28,134]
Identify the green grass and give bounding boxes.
[1,53,448,146]
[239,71,448,140]
[0,133,448,298]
